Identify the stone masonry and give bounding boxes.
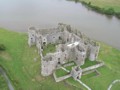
[28,23,100,80]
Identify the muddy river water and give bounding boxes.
[0,0,120,49]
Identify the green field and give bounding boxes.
[80,59,99,69]
[0,28,120,90]
[69,0,120,18]
[111,82,120,90]
[0,28,77,90]
[78,0,120,12]
[55,69,69,77]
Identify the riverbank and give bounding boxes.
[0,28,120,90]
[69,0,120,19]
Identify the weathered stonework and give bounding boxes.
[71,66,82,80]
[28,23,100,80]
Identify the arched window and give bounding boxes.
[83,55,85,58]
[43,42,46,45]
[59,36,62,40]
[77,76,79,79]
[58,58,60,61]
[58,61,60,64]
[76,57,78,60]
[58,58,60,64]
[67,38,69,42]
[41,46,43,49]
[50,57,52,61]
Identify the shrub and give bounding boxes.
[75,0,79,3]
[115,12,120,19]
[105,8,115,15]
[78,0,119,18]
[0,44,6,51]
[81,1,86,5]
[88,2,91,5]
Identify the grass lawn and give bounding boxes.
[65,65,75,71]
[55,69,69,77]
[66,77,88,90]
[42,43,56,56]
[81,66,120,90]
[76,0,120,12]
[0,28,120,90]
[0,28,77,90]
[64,62,76,71]
[80,59,99,69]
[82,70,98,79]
[111,82,120,90]
[0,74,9,90]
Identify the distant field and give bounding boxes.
[0,28,120,90]
[78,0,120,12]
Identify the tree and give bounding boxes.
[106,8,115,15]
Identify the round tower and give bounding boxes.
[89,43,100,61]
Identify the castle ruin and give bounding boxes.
[28,23,101,82]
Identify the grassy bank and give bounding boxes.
[0,28,120,90]
[69,0,120,18]
[0,28,77,90]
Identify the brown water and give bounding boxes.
[0,0,120,49]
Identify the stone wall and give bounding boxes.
[28,23,100,76]
[71,66,82,80]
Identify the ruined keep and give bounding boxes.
[28,23,100,80]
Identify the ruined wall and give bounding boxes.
[71,66,82,80]
[28,23,100,77]
[41,51,69,76]
[47,32,62,44]
[89,44,100,61]
[74,48,86,66]
[28,27,36,47]
[41,53,58,76]
[41,60,57,76]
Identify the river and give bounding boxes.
[0,0,120,49]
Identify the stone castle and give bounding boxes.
[28,23,100,81]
